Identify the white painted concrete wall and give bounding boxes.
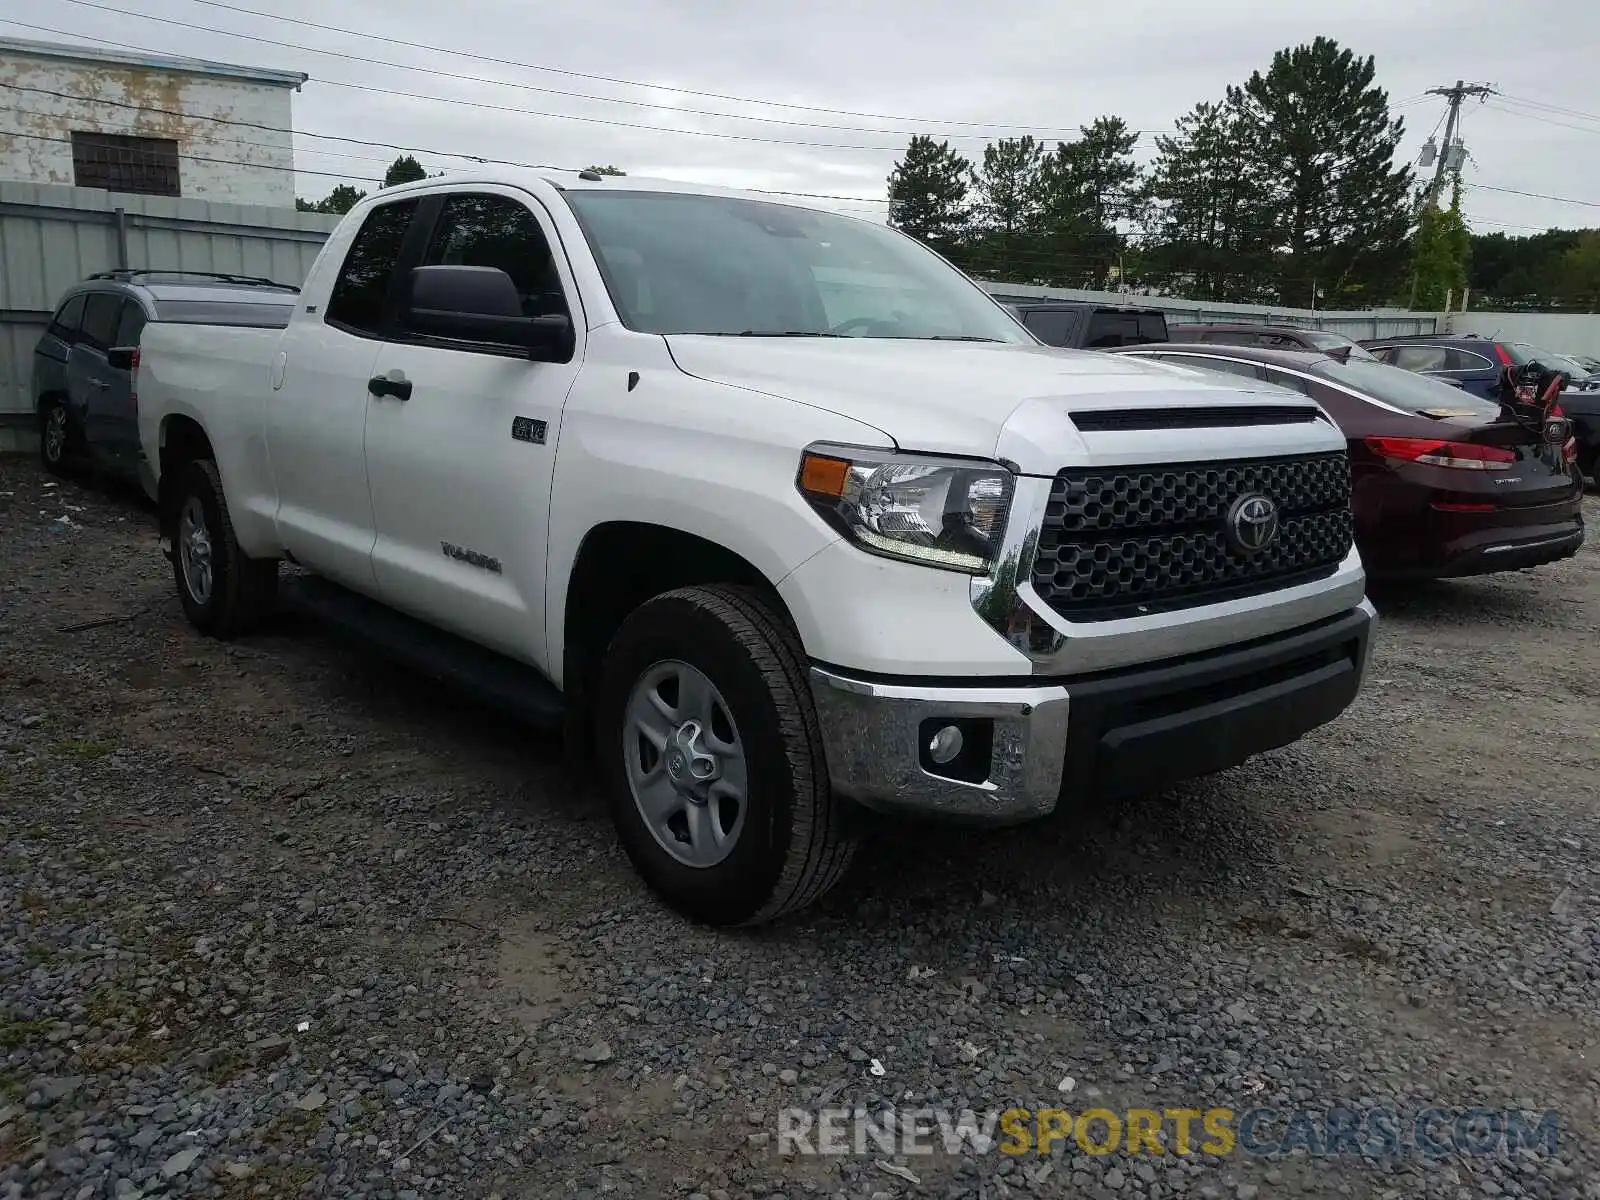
[0,51,296,207]
[1446,311,1600,356]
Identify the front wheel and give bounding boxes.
[38,397,72,475]
[596,585,857,926]
[170,458,279,638]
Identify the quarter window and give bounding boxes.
[49,294,86,340]
[1389,345,1450,372]
[1442,348,1492,371]
[79,294,122,351]
[114,303,148,348]
[325,199,422,337]
[415,194,569,321]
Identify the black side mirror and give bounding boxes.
[406,265,574,361]
[106,346,138,371]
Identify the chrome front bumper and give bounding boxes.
[809,600,1376,824]
[807,669,1072,824]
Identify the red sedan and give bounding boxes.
[1107,343,1585,579]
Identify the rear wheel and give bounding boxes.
[170,458,279,638]
[596,585,857,926]
[38,397,72,475]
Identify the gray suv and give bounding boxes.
[33,270,297,492]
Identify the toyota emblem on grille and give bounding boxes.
[1225,494,1279,556]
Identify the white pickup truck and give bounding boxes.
[136,169,1376,925]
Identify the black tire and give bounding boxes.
[595,585,857,926]
[38,396,74,476]
[170,458,279,638]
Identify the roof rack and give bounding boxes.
[88,269,299,293]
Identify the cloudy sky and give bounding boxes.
[8,0,1599,237]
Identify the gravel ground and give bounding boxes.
[2,454,1597,1200]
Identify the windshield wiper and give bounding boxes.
[735,329,843,337]
[927,334,1003,342]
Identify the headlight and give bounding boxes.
[797,446,1015,573]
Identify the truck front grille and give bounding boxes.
[1030,451,1354,621]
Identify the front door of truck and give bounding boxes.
[265,196,424,592]
[363,187,584,669]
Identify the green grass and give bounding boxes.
[0,1018,50,1053]
[54,738,116,761]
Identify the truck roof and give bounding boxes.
[374,167,858,219]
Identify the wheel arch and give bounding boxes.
[155,414,217,537]
[558,520,800,759]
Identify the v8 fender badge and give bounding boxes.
[512,416,547,445]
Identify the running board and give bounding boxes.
[278,575,565,728]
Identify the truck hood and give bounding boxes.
[664,335,1295,467]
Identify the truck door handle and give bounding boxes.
[367,375,412,401]
[88,379,109,390]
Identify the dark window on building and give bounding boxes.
[325,200,421,337]
[48,294,87,340]
[71,132,181,197]
[79,293,122,351]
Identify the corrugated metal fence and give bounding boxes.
[0,180,337,427]
[979,282,1441,340]
[15,181,1595,455]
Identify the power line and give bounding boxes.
[1484,99,1600,138]
[51,0,1118,143]
[1469,183,1600,210]
[0,81,571,171]
[1494,93,1600,126]
[160,0,1111,135]
[0,83,900,208]
[2,128,378,183]
[6,15,909,153]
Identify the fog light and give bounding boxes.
[928,725,964,765]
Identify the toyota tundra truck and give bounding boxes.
[135,169,1376,925]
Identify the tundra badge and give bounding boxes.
[441,542,503,574]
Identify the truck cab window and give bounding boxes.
[49,294,87,341]
[325,199,421,337]
[1022,310,1077,347]
[419,195,569,321]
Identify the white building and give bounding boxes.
[0,37,307,208]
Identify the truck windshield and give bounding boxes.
[562,190,1030,343]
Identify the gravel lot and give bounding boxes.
[2,454,1597,1200]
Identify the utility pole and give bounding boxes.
[1419,80,1495,211]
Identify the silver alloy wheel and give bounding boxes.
[623,659,748,868]
[42,405,67,464]
[178,495,214,607]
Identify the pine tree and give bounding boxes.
[885,136,973,256]
[1228,37,1413,306]
[968,136,1045,280]
[1034,117,1141,287]
[382,155,428,188]
[1141,99,1278,300]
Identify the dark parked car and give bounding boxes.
[998,299,1168,348]
[1359,333,1595,400]
[1108,342,1584,579]
[1169,322,1379,361]
[1562,388,1600,488]
[33,269,297,490]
